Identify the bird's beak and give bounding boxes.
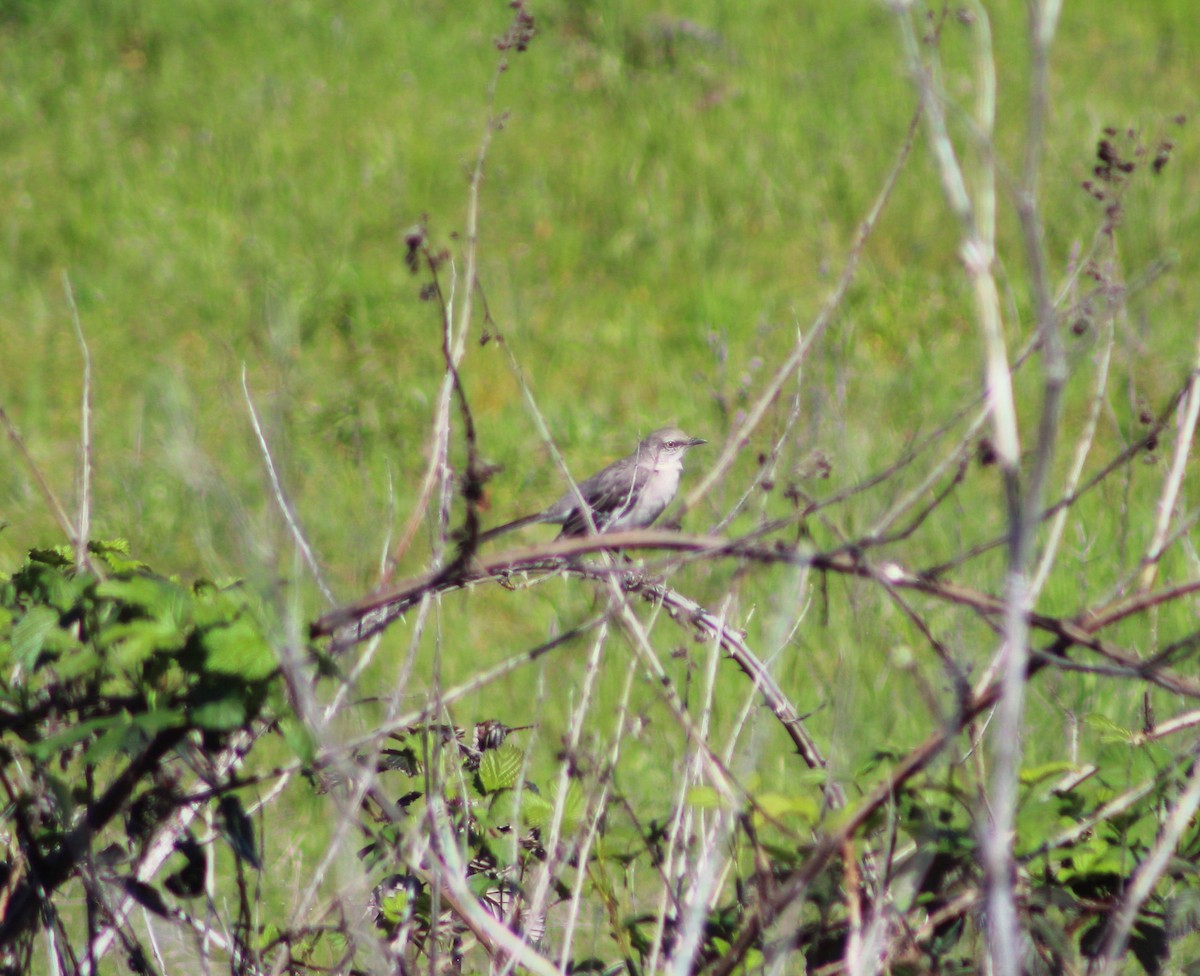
[688,437,707,447]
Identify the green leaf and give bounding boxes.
[30,709,184,764]
[191,696,248,731]
[707,939,763,975]
[201,616,276,682]
[192,584,248,629]
[553,779,586,834]
[686,785,723,809]
[84,718,139,764]
[129,708,186,734]
[478,744,523,794]
[90,540,147,575]
[50,645,103,681]
[102,617,188,671]
[754,791,820,825]
[484,784,552,831]
[1020,761,1079,786]
[27,716,114,761]
[485,789,520,828]
[375,887,413,926]
[467,874,502,899]
[97,575,189,620]
[519,788,555,829]
[1086,714,1134,744]
[11,606,62,668]
[26,546,73,568]
[17,561,91,613]
[279,717,317,765]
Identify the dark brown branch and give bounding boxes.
[0,727,187,945]
[313,530,1200,700]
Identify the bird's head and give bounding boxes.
[642,426,707,465]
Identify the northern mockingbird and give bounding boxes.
[479,426,706,542]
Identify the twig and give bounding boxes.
[387,28,516,573]
[681,100,922,517]
[664,598,740,976]
[518,621,610,958]
[0,406,77,552]
[1136,324,1200,589]
[613,572,840,803]
[316,530,1200,700]
[1029,310,1114,597]
[426,796,566,976]
[78,728,261,975]
[61,272,95,576]
[1129,709,1200,746]
[921,397,1181,580]
[242,366,337,606]
[1094,740,1200,973]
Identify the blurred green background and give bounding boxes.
[2,0,1199,798]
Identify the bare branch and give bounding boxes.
[242,365,337,607]
[681,101,923,517]
[1137,324,1200,589]
[61,272,95,576]
[1094,742,1200,973]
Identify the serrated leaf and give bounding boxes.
[27,546,73,568]
[91,540,146,575]
[18,562,91,613]
[201,616,275,682]
[1086,714,1134,744]
[11,606,61,668]
[103,617,188,671]
[519,789,555,829]
[477,744,523,794]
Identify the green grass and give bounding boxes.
[2,1,1196,577]
[0,0,1194,776]
[3,0,1200,968]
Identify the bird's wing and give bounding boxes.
[557,462,652,536]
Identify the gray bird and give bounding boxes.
[479,427,707,542]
